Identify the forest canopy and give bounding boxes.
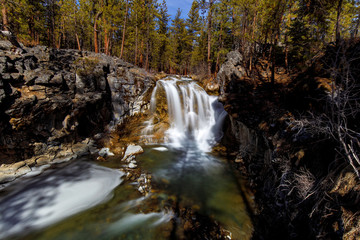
[1,0,359,75]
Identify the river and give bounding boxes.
[0,77,252,239]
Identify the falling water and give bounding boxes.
[145,77,227,152]
[0,76,252,240]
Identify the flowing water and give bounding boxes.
[0,76,252,239]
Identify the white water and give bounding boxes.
[146,77,227,152]
[0,162,124,239]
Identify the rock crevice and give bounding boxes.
[0,41,155,166]
[218,50,360,239]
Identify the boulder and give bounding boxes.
[0,42,154,178]
[0,162,31,184]
[122,144,144,161]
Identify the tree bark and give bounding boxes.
[335,0,343,45]
[145,2,150,71]
[135,13,138,65]
[104,19,109,55]
[120,0,129,59]
[0,0,23,50]
[1,0,8,31]
[352,9,360,39]
[284,2,294,72]
[249,9,257,72]
[215,24,223,75]
[76,33,81,51]
[207,0,213,76]
[94,11,103,53]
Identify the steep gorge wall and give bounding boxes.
[218,51,360,239]
[0,41,154,164]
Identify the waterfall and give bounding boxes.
[145,77,227,152]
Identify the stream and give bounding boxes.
[0,77,252,239]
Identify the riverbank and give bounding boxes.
[0,40,156,184]
[0,68,252,239]
[217,49,360,239]
[1,40,359,239]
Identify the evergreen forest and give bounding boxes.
[1,0,359,76]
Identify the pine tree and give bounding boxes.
[154,0,170,72]
[187,0,202,72]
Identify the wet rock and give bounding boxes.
[122,144,144,161]
[128,161,137,169]
[36,155,53,166]
[0,40,154,182]
[98,147,114,157]
[0,162,31,183]
[96,156,106,162]
[52,155,77,164]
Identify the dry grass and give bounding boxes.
[294,168,316,200]
[342,207,360,240]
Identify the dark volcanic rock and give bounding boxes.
[218,50,351,239]
[0,40,155,164]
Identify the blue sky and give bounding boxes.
[166,0,193,19]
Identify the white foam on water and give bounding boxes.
[0,162,124,239]
[145,77,227,152]
[152,147,168,152]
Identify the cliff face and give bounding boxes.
[0,41,154,164]
[218,50,360,239]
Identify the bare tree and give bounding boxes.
[288,43,360,178]
[327,45,360,177]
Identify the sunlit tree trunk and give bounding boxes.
[215,24,223,75]
[120,0,129,59]
[145,2,150,71]
[76,33,81,51]
[207,0,213,76]
[135,13,138,65]
[1,0,9,31]
[94,11,102,53]
[104,19,109,55]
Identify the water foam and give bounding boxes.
[146,77,226,152]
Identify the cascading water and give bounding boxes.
[144,77,227,152]
[0,76,252,240]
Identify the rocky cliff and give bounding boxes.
[0,41,154,166]
[218,50,360,239]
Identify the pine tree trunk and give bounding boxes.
[249,11,257,72]
[51,0,56,48]
[76,33,81,51]
[104,19,109,55]
[94,11,102,53]
[335,0,343,45]
[145,3,150,71]
[140,39,144,67]
[215,24,223,75]
[120,0,129,59]
[207,0,213,76]
[135,13,138,65]
[271,33,279,85]
[352,10,360,38]
[1,0,8,31]
[284,5,293,72]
